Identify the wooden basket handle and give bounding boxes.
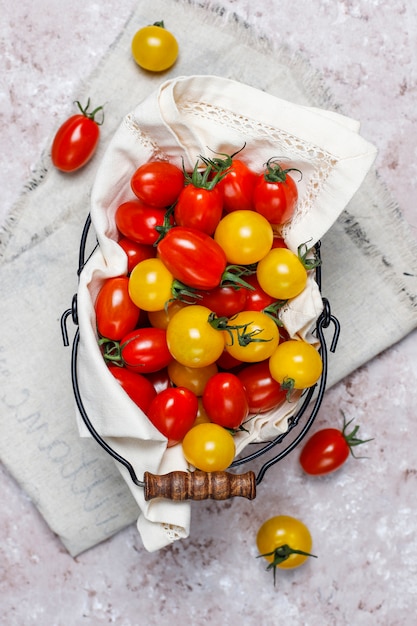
[143,470,256,501]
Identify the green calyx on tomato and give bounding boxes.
[208,312,272,347]
[257,544,317,585]
[183,159,225,191]
[261,299,287,326]
[74,98,104,125]
[263,157,301,184]
[199,143,247,172]
[340,411,374,459]
[297,241,322,271]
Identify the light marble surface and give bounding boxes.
[1,1,417,624]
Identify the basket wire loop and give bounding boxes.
[60,214,340,490]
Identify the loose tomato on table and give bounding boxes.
[166,304,225,368]
[214,209,273,265]
[108,365,156,414]
[182,422,236,472]
[51,99,104,172]
[115,199,174,245]
[131,160,184,207]
[299,413,373,476]
[269,339,323,395]
[253,158,300,226]
[95,276,141,341]
[223,310,280,363]
[256,515,316,584]
[147,387,198,447]
[131,21,179,72]
[237,360,287,413]
[157,226,227,291]
[202,372,249,429]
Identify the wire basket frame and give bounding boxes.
[61,214,340,489]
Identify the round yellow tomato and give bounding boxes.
[182,423,235,471]
[214,210,273,264]
[131,22,178,72]
[147,300,188,329]
[269,339,323,390]
[166,304,225,367]
[128,257,173,311]
[256,515,315,580]
[224,311,280,362]
[167,360,218,396]
[256,247,307,300]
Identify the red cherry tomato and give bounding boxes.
[242,274,276,312]
[253,159,299,225]
[147,387,198,446]
[157,226,227,290]
[108,365,156,414]
[202,372,249,429]
[217,158,257,213]
[51,99,103,172]
[174,184,223,235]
[237,360,287,413]
[95,276,140,341]
[299,414,372,475]
[118,237,156,273]
[196,285,248,318]
[120,327,172,374]
[115,199,174,245]
[131,161,184,208]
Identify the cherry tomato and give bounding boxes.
[202,372,249,429]
[196,285,248,318]
[224,311,280,363]
[256,248,307,300]
[147,300,189,330]
[242,274,275,312]
[216,158,258,213]
[299,413,372,475]
[167,360,218,396]
[95,276,140,341]
[166,305,225,367]
[214,210,273,265]
[269,340,323,392]
[118,237,156,273]
[216,350,243,371]
[158,226,227,290]
[128,258,173,311]
[147,387,198,447]
[131,160,184,207]
[145,367,171,394]
[182,423,236,471]
[237,360,287,413]
[115,199,174,245]
[120,327,172,373]
[51,99,103,172]
[256,515,315,582]
[108,365,156,414]
[194,398,212,426]
[131,22,179,72]
[174,184,223,235]
[253,159,299,225]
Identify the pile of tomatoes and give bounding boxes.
[94,148,323,473]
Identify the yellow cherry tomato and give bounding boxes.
[224,310,280,363]
[214,210,273,265]
[269,339,323,390]
[256,247,307,300]
[128,257,173,311]
[256,515,315,582]
[167,360,218,396]
[166,304,225,367]
[147,300,189,329]
[182,423,235,471]
[131,22,178,72]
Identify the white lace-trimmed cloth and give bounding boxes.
[1,0,417,557]
[76,75,377,551]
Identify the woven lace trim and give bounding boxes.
[161,523,186,542]
[124,113,168,161]
[179,101,338,237]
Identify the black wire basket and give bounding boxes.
[61,214,340,502]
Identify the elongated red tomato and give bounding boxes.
[51,100,103,172]
[115,199,174,245]
[108,365,156,414]
[157,226,227,290]
[95,276,140,340]
[147,387,198,446]
[237,360,287,413]
[131,161,184,208]
[202,372,249,429]
[120,327,172,373]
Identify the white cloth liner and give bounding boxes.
[76,75,376,551]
